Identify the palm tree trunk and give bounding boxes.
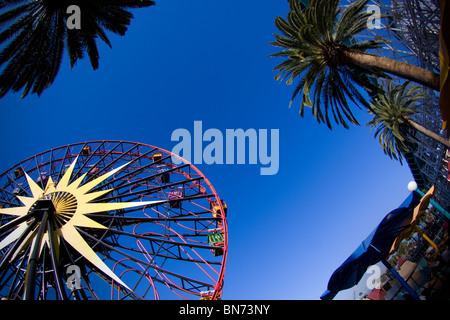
[403,115,450,149]
[342,51,440,91]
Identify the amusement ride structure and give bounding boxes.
[0,141,227,300]
[342,0,449,210]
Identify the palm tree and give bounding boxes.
[366,81,450,164]
[270,0,440,129]
[0,0,155,98]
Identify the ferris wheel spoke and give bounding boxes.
[94,162,191,195]
[94,177,206,203]
[86,214,222,227]
[54,146,73,183]
[58,237,102,300]
[0,212,35,240]
[108,228,217,252]
[86,145,157,181]
[5,246,29,298]
[74,141,142,184]
[0,218,38,277]
[0,186,28,204]
[73,142,124,178]
[88,153,183,194]
[123,238,222,266]
[101,194,214,214]
[107,231,223,267]
[76,227,215,290]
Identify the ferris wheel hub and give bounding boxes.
[29,199,56,220]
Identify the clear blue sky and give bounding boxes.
[0,0,414,299]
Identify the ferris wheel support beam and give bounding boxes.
[6,246,29,298]
[0,212,36,236]
[47,218,68,300]
[0,219,39,279]
[24,207,50,300]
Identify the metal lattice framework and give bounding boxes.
[342,0,449,210]
[0,141,227,300]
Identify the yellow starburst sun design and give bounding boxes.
[0,156,162,292]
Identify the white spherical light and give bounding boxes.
[407,181,418,192]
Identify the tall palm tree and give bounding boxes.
[270,0,440,129]
[367,81,450,164]
[0,0,155,98]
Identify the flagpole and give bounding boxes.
[380,259,420,300]
[370,244,420,300]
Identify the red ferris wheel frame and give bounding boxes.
[0,140,227,300]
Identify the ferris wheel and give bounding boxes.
[0,141,227,300]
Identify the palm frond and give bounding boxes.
[366,81,428,163]
[0,0,155,98]
[270,0,388,129]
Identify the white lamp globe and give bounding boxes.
[408,181,418,192]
